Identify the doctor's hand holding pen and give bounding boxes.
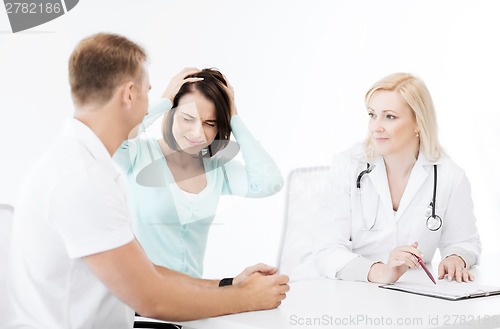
[368,242,472,284]
[368,242,423,284]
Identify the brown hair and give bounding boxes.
[162,68,232,157]
[68,33,147,106]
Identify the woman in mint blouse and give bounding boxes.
[114,68,284,277]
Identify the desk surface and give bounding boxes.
[175,257,500,329]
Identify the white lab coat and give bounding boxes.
[310,144,481,282]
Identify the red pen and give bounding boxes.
[415,255,436,284]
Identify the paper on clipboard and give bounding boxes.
[379,280,500,301]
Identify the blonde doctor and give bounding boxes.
[313,73,481,284]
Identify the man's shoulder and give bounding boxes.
[32,137,116,194]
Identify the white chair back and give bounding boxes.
[0,204,14,312]
[277,167,331,280]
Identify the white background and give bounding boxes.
[1,0,499,279]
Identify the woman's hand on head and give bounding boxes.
[162,67,203,103]
[221,74,238,116]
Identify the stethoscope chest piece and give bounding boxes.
[426,214,442,231]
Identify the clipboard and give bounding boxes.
[379,280,500,301]
[134,315,180,328]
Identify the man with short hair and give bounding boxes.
[5,33,289,329]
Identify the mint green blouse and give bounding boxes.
[113,99,284,277]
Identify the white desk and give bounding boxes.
[174,257,500,329]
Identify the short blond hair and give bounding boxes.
[363,72,441,162]
[68,33,147,106]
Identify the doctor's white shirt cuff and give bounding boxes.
[442,247,477,269]
[336,256,381,282]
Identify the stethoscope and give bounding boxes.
[356,163,442,231]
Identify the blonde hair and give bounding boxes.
[363,72,441,162]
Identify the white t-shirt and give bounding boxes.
[5,119,135,329]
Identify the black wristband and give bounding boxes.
[218,277,233,287]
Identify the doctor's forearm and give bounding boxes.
[442,247,477,269]
[367,263,405,284]
[336,256,379,282]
